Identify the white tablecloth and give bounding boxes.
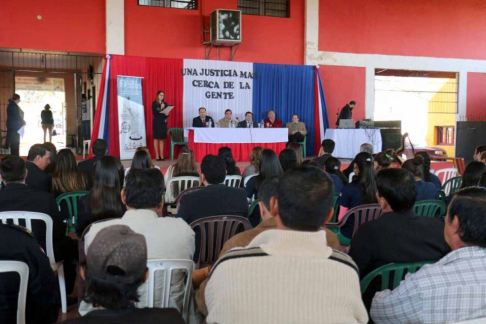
[324,129,382,158]
[184,127,288,144]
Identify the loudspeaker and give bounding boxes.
[456,122,486,164]
[380,132,402,151]
[210,10,242,45]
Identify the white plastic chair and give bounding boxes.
[224,175,242,188]
[165,176,201,204]
[435,168,458,185]
[348,172,355,183]
[453,317,486,324]
[82,140,91,159]
[0,212,68,313]
[146,259,194,322]
[243,173,258,187]
[0,261,29,324]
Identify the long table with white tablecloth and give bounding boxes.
[324,129,382,158]
[186,127,288,162]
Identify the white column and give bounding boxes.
[365,66,375,120]
[304,0,319,65]
[106,0,125,55]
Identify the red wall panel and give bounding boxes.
[124,0,304,64]
[319,65,366,128]
[319,0,486,60]
[467,72,486,118]
[0,0,106,53]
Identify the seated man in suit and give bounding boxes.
[238,111,255,128]
[286,114,307,142]
[0,155,78,296]
[218,109,233,128]
[25,143,51,192]
[192,107,215,128]
[78,139,107,186]
[177,154,248,260]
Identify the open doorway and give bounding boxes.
[374,70,457,157]
[15,76,67,156]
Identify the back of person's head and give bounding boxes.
[374,151,393,171]
[93,156,124,190]
[55,149,78,172]
[360,143,373,155]
[287,142,303,165]
[173,146,198,177]
[324,156,347,184]
[131,150,153,170]
[277,165,334,231]
[85,225,147,309]
[354,152,377,204]
[479,172,486,189]
[415,151,432,181]
[259,149,283,180]
[200,154,226,184]
[461,161,486,189]
[321,139,335,154]
[448,187,486,248]
[10,94,20,102]
[258,177,279,218]
[43,142,57,163]
[218,146,239,175]
[53,149,87,193]
[125,169,164,209]
[474,145,486,157]
[377,168,417,212]
[0,155,26,183]
[27,144,48,162]
[402,155,425,179]
[279,149,298,173]
[250,146,263,171]
[92,139,107,157]
[481,151,486,163]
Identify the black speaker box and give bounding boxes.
[456,122,486,164]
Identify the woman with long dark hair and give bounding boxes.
[338,152,377,238]
[374,151,394,172]
[218,146,241,176]
[246,149,283,199]
[324,156,347,193]
[164,146,200,183]
[460,161,486,189]
[402,155,439,202]
[76,156,126,236]
[241,146,263,184]
[415,151,441,189]
[152,91,169,161]
[51,149,88,196]
[41,104,54,143]
[287,142,303,165]
[279,149,298,172]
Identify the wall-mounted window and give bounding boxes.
[436,126,455,145]
[138,0,197,10]
[238,0,289,18]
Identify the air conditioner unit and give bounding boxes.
[210,9,242,46]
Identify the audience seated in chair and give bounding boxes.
[63,225,185,324]
[0,155,79,296]
[241,146,262,185]
[415,151,442,190]
[177,155,248,260]
[81,169,195,316]
[324,156,346,194]
[371,187,486,324]
[76,156,126,237]
[195,175,341,316]
[314,139,335,169]
[402,155,440,201]
[78,139,107,186]
[51,149,88,197]
[348,168,450,309]
[278,149,298,173]
[338,152,377,238]
[444,161,486,206]
[164,146,200,184]
[25,143,51,192]
[0,221,60,323]
[245,149,283,200]
[343,143,374,178]
[205,165,368,324]
[43,142,57,177]
[287,142,303,165]
[218,146,241,176]
[473,144,486,162]
[124,148,161,177]
[373,150,394,172]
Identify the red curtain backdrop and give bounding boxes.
[91,55,183,159]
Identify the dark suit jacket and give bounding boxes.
[192,116,215,128]
[349,209,450,279]
[0,224,60,324]
[78,155,101,187]
[313,154,332,169]
[0,183,66,249]
[237,120,255,128]
[336,104,353,126]
[6,101,24,143]
[177,184,249,261]
[25,161,50,192]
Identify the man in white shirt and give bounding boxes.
[205,165,368,324]
[82,169,195,314]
